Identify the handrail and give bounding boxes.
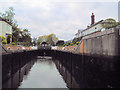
[2,45,8,53]
[0,39,8,53]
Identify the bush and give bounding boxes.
[66,44,68,46]
[0,36,5,41]
[24,43,27,46]
[70,43,73,46]
[59,45,64,47]
[7,35,11,44]
[2,40,7,44]
[76,42,80,45]
[63,44,66,46]
[12,42,16,45]
[103,18,119,29]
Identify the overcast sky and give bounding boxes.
[0,0,119,41]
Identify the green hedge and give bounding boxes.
[12,42,16,45]
[76,42,80,45]
[0,36,5,41]
[2,40,7,44]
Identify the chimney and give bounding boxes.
[87,26,89,28]
[91,13,95,25]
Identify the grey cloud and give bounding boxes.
[0,1,118,40]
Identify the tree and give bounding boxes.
[76,42,80,45]
[0,7,15,24]
[46,34,58,45]
[72,37,78,44]
[12,28,22,42]
[37,33,58,45]
[12,42,16,45]
[70,43,73,46]
[103,18,119,29]
[0,7,20,43]
[66,44,68,46]
[0,7,32,46]
[2,40,7,44]
[7,35,11,44]
[47,34,58,43]
[0,36,5,41]
[32,37,37,46]
[0,36,7,44]
[21,29,32,46]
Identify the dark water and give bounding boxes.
[2,56,68,88]
[18,56,67,88]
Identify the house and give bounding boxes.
[77,13,119,38]
[75,13,104,38]
[75,30,81,38]
[77,13,115,37]
[0,17,12,42]
[80,13,104,37]
[81,19,104,37]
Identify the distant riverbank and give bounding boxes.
[1,45,37,55]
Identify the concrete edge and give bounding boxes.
[83,28,116,40]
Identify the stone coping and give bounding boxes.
[83,28,116,40]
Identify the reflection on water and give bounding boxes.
[2,55,67,89]
[18,56,67,88]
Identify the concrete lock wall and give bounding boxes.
[52,50,120,88]
[79,28,119,57]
